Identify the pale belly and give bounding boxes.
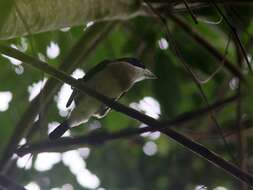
[67,72,129,127]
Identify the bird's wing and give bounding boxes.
[66,59,112,108]
[83,59,111,82]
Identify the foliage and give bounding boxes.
[0,1,253,190]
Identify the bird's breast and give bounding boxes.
[68,66,133,127]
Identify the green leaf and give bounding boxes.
[0,0,14,32]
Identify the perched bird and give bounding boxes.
[49,57,156,139]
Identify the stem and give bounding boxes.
[0,45,253,185]
[182,0,198,24]
[235,38,248,190]
[167,14,244,81]
[210,2,252,71]
[145,0,237,163]
[16,94,238,155]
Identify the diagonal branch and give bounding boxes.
[16,94,238,156]
[0,45,253,186]
[210,2,252,71]
[166,13,244,81]
[182,0,198,24]
[0,22,117,171]
[235,37,248,190]
[145,0,237,163]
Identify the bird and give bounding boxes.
[49,57,157,140]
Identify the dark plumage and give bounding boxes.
[116,57,146,69]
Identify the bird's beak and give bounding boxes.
[144,69,157,79]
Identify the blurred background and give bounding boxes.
[0,0,253,189]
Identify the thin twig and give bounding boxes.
[162,94,238,127]
[182,0,198,24]
[226,7,252,38]
[167,13,244,81]
[0,45,253,185]
[180,121,253,142]
[145,1,237,163]
[235,39,248,190]
[210,1,252,71]
[196,31,231,84]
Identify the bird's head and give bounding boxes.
[113,57,157,83]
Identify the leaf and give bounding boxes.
[0,0,14,33]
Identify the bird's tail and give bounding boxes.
[49,120,70,140]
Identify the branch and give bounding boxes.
[0,174,27,190]
[210,2,252,71]
[182,0,198,24]
[235,37,248,190]
[181,121,253,143]
[16,94,238,155]
[167,13,244,81]
[1,45,253,186]
[145,0,237,163]
[0,22,117,171]
[162,94,238,126]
